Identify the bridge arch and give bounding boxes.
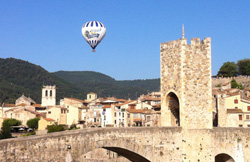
[103,147,150,162]
[165,92,180,126]
[215,153,235,162]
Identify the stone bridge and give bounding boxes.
[0,127,250,162]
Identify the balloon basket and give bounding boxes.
[92,50,96,52]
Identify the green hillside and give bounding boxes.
[53,71,160,99]
[54,71,115,84]
[0,58,160,104]
[0,58,86,104]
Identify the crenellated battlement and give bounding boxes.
[161,37,211,52]
[212,75,250,88]
[161,38,187,51]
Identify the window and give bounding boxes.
[94,118,96,122]
[50,90,52,96]
[122,113,124,118]
[147,116,151,121]
[246,115,250,120]
[133,113,138,118]
[239,115,242,120]
[114,120,116,124]
[45,90,48,96]
[234,99,238,104]
[248,125,250,127]
[114,112,116,117]
[104,116,106,120]
[235,107,238,109]
[239,125,243,127]
[89,95,91,99]
[248,106,250,111]
[48,111,51,114]
[127,114,130,118]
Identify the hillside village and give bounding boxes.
[0,76,250,135]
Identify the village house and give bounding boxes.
[38,117,55,131]
[213,88,250,128]
[46,105,67,125]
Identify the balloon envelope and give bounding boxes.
[81,21,106,51]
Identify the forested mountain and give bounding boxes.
[0,58,85,104]
[54,71,116,84]
[0,58,160,104]
[53,71,160,99]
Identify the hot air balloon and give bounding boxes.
[81,21,106,52]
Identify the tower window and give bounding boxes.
[50,90,52,96]
[45,90,48,96]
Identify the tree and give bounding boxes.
[217,62,238,77]
[3,119,22,126]
[27,118,40,129]
[246,64,250,75]
[0,121,12,139]
[237,59,250,75]
[0,119,22,140]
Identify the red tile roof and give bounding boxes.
[133,118,142,122]
[127,109,144,113]
[17,103,28,106]
[2,104,16,107]
[102,105,111,109]
[44,118,55,122]
[227,109,243,113]
[65,97,89,103]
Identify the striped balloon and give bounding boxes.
[81,21,106,52]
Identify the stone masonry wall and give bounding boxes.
[212,76,250,89]
[161,38,212,129]
[1,127,250,161]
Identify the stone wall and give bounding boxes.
[212,76,250,89]
[161,38,212,129]
[1,127,250,161]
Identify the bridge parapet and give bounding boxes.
[1,127,250,162]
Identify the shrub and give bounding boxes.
[3,119,22,127]
[27,118,40,129]
[69,124,79,130]
[47,124,65,133]
[231,79,244,90]
[0,121,12,139]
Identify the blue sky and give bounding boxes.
[0,1,249,80]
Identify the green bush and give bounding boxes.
[47,124,65,133]
[27,118,40,129]
[231,79,244,90]
[215,84,221,87]
[0,121,12,139]
[69,124,79,130]
[3,119,22,127]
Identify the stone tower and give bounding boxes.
[160,38,212,129]
[41,85,56,107]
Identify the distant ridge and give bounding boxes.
[53,71,160,99]
[0,58,85,104]
[0,58,160,104]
